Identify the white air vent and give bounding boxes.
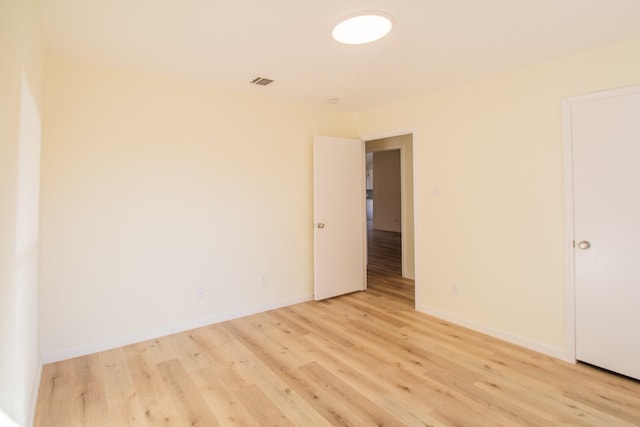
[250,77,274,86]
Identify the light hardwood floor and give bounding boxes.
[35,229,640,426]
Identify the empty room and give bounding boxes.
[2,1,640,425]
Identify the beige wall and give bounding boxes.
[354,37,640,358]
[40,56,355,361]
[0,0,43,425]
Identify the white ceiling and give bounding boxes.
[41,0,640,111]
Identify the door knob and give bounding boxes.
[577,240,591,250]
[317,223,325,229]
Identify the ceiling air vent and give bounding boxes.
[250,77,274,86]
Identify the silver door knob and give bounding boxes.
[577,240,591,250]
[317,223,325,229]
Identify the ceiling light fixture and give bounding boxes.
[332,11,393,45]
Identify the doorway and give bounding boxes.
[365,132,415,302]
[368,150,402,234]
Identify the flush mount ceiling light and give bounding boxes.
[332,11,393,45]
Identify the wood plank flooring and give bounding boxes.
[34,229,640,426]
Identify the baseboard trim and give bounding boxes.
[42,294,313,364]
[416,304,568,362]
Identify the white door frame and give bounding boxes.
[562,84,640,364]
[362,128,416,299]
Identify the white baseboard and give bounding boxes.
[416,304,568,362]
[42,294,313,364]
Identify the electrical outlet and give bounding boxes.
[197,288,205,300]
[450,283,459,295]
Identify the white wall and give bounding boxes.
[372,150,401,232]
[0,0,43,425]
[39,56,356,361]
[354,37,640,359]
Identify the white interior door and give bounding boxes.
[571,86,640,380]
[313,136,366,300]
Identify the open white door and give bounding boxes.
[569,86,640,380]
[314,135,366,300]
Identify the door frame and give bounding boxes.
[361,128,416,300]
[561,84,640,364]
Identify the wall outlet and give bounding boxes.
[197,288,205,300]
[450,283,459,295]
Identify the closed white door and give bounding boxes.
[571,86,640,380]
[313,136,366,300]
